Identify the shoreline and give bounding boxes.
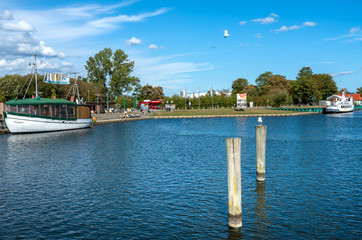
[0,111,322,133]
[93,111,319,124]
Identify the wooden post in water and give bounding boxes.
[226,137,242,228]
[255,125,267,181]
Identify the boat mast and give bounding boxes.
[34,54,38,98]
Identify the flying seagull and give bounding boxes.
[223,29,229,38]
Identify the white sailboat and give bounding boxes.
[325,92,354,113]
[3,55,93,133]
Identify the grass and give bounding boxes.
[153,108,300,116]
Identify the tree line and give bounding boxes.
[1,47,361,109]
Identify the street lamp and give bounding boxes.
[95,93,100,113]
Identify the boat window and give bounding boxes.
[18,105,30,114]
[9,105,18,113]
[52,105,61,118]
[60,105,68,119]
[41,105,51,117]
[29,105,40,116]
[67,105,75,119]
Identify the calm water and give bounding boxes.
[0,112,361,239]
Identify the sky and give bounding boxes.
[0,0,361,96]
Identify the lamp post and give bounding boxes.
[106,93,109,111]
[95,93,100,113]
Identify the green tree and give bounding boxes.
[296,67,315,103]
[138,84,165,101]
[0,74,22,101]
[84,48,140,99]
[338,88,350,94]
[232,78,249,94]
[268,88,289,107]
[255,71,273,95]
[312,74,337,99]
[357,86,362,95]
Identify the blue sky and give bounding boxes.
[0,0,361,96]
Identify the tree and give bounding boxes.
[138,84,164,101]
[338,88,350,94]
[0,74,22,101]
[217,89,231,97]
[268,88,289,107]
[312,74,337,99]
[231,78,248,94]
[357,87,362,95]
[84,48,140,99]
[296,67,315,103]
[255,71,273,95]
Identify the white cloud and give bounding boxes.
[350,26,360,33]
[0,10,13,20]
[255,33,263,39]
[148,44,158,49]
[11,4,170,41]
[252,16,277,24]
[239,21,247,25]
[1,19,35,32]
[0,32,66,58]
[0,58,27,71]
[252,14,279,24]
[303,21,316,27]
[274,21,316,32]
[131,53,214,91]
[89,8,169,28]
[331,71,354,77]
[126,37,142,46]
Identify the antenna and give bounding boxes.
[66,72,81,103]
[34,54,38,98]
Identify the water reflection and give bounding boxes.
[228,226,242,240]
[255,182,267,226]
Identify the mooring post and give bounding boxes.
[226,137,242,228]
[255,124,267,181]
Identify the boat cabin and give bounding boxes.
[4,98,90,121]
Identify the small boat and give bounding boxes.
[325,92,354,113]
[3,55,92,133]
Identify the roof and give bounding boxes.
[327,95,342,100]
[5,98,76,105]
[345,94,362,101]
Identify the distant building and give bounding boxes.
[345,94,362,105]
[180,91,231,99]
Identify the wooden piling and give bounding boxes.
[255,125,267,181]
[226,137,242,228]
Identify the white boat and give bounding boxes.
[3,55,92,133]
[325,92,354,113]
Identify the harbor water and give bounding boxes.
[0,112,361,239]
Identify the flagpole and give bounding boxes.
[34,54,38,98]
[198,87,200,110]
[211,87,213,110]
[184,88,186,110]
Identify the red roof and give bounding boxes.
[345,94,362,101]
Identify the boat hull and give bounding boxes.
[5,114,92,133]
[325,106,354,113]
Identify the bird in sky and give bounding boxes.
[223,29,229,38]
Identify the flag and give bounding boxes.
[210,87,213,97]
[43,72,70,84]
[183,88,186,98]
